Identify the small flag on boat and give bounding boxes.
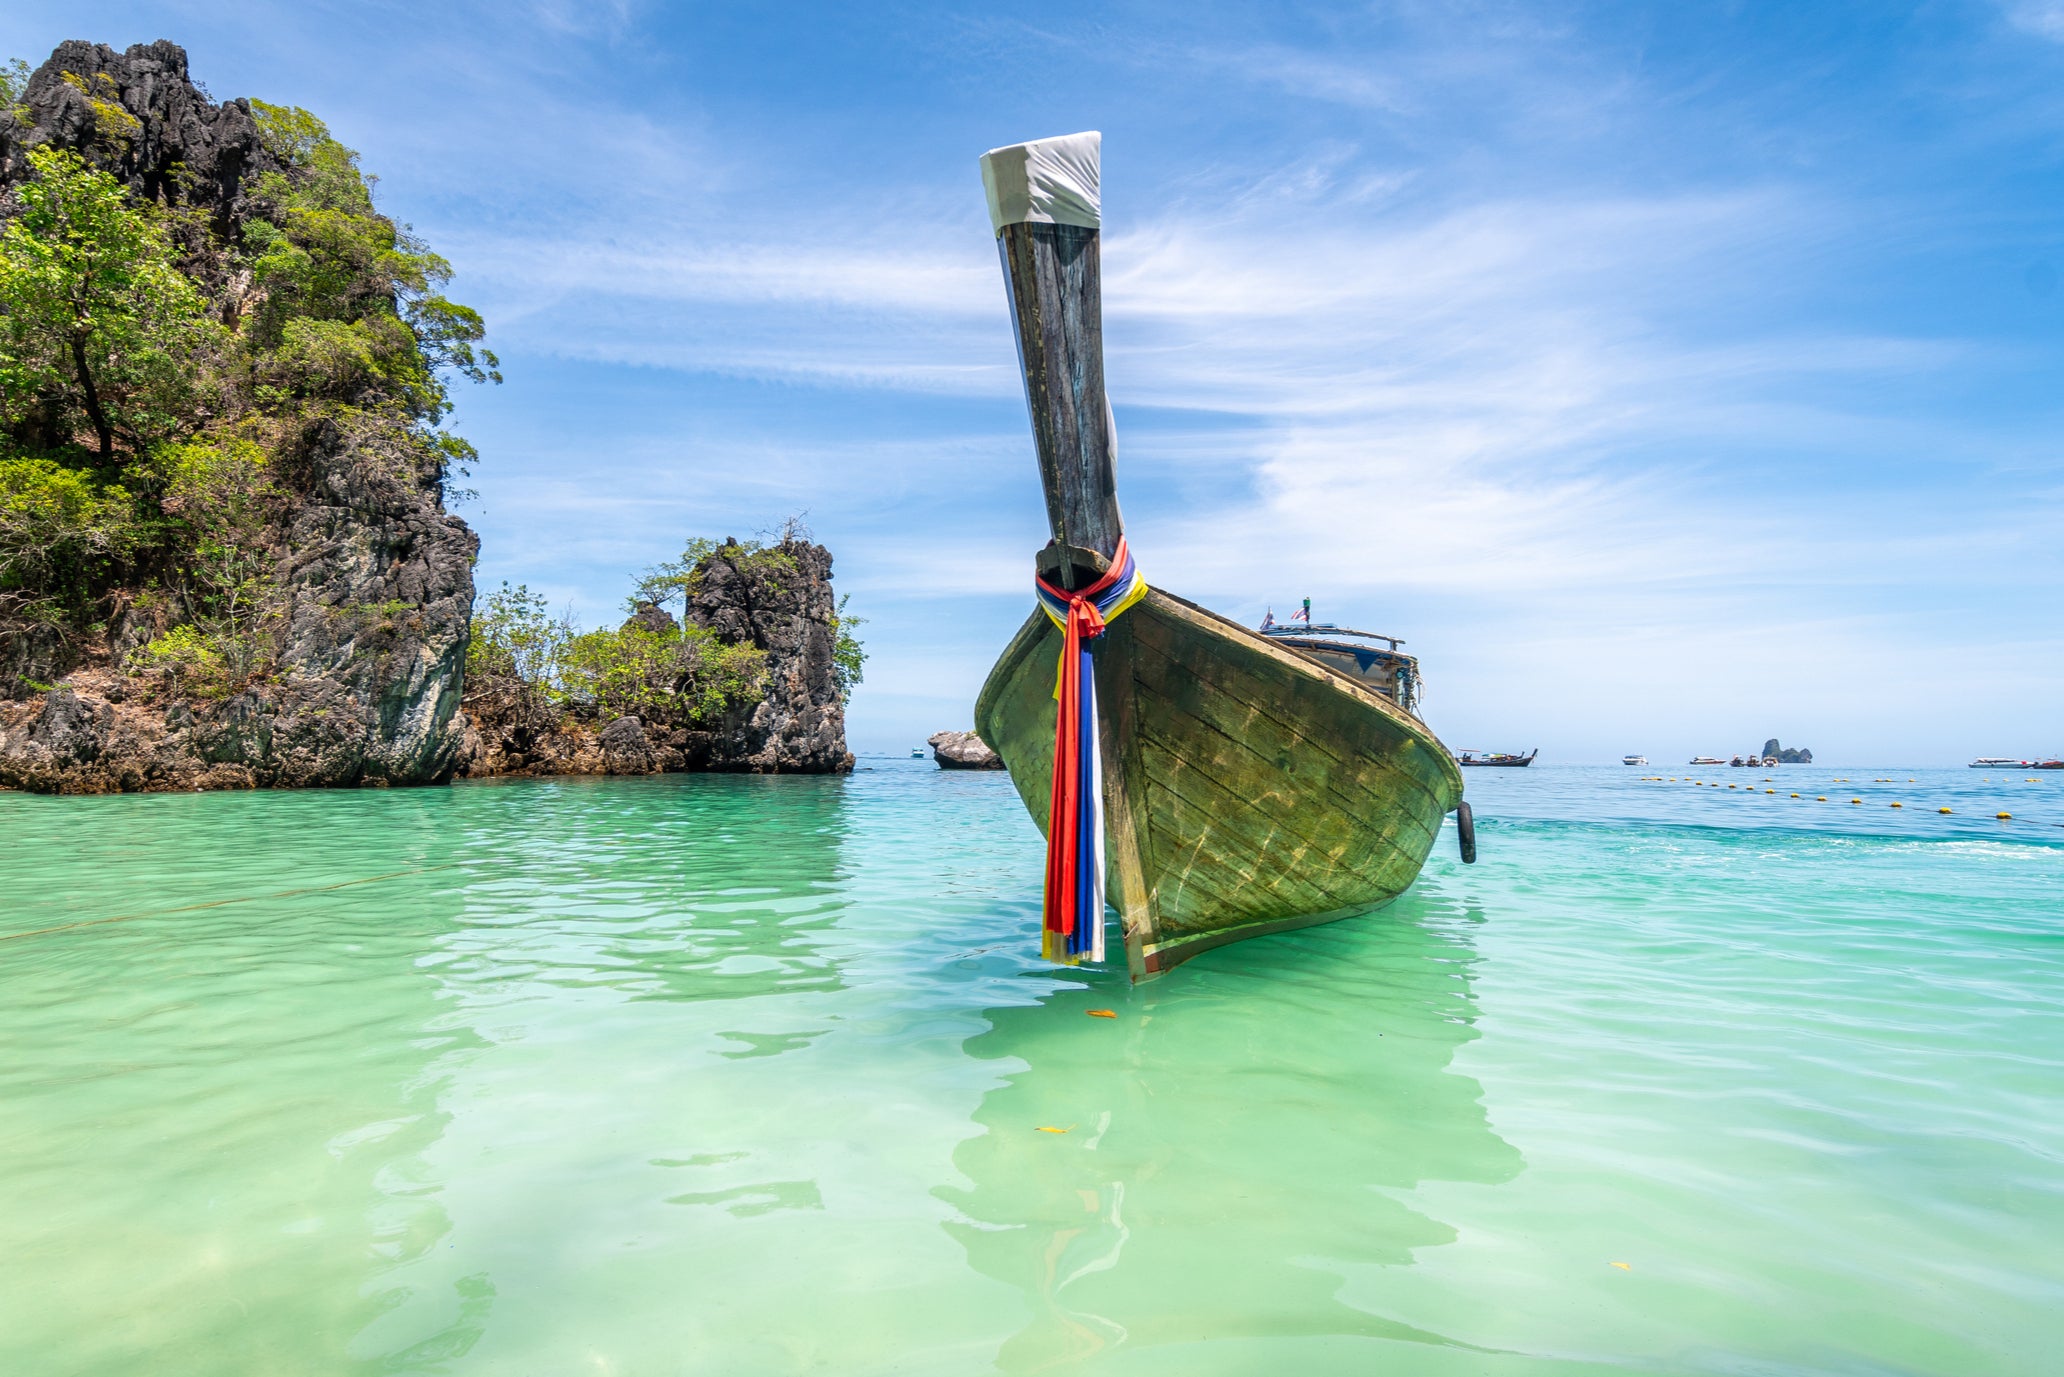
[1260,608,1275,630]
[1033,538,1148,965]
[1290,598,1310,623]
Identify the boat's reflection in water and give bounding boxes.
[940,898,1521,1373]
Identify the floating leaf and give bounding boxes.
[1035,1125,1073,1134]
[1610,1261,1631,1271]
[1087,1009,1117,1019]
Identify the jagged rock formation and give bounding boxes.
[929,729,1003,769]
[0,40,275,237]
[1762,737,1813,765]
[0,41,476,793]
[685,539,851,772]
[456,538,853,777]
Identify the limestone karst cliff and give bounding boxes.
[0,40,479,792]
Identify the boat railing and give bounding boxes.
[1262,624,1405,650]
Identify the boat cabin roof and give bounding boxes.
[1262,623,1405,650]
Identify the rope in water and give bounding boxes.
[1033,538,1148,966]
[0,863,464,944]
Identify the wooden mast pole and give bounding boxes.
[982,133,1122,586]
[981,133,1152,978]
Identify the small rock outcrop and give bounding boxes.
[686,539,852,773]
[455,538,854,778]
[929,730,1004,770]
[598,716,657,775]
[1763,737,1813,765]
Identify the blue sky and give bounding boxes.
[9,1,2062,762]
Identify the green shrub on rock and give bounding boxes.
[0,455,137,632]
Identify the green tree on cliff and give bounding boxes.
[244,101,499,425]
[0,146,221,458]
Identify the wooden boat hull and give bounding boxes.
[976,587,1463,978]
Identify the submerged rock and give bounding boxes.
[929,730,1003,770]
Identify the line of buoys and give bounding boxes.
[1641,777,2046,825]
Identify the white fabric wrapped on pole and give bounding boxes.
[980,131,1100,234]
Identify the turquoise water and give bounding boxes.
[3,762,2061,1375]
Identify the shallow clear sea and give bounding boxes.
[3,761,2061,1376]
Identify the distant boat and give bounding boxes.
[2039,760,2064,770]
[911,748,924,758]
[1970,757,2027,767]
[1622,754,1646,766]
[1689,756,1725,765]
[1456,749,1537,767]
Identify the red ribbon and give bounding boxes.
[1034,541,1133,949]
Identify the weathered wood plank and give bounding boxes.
[1127,606,1448,851]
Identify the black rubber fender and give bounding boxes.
[1455,801,1477,864]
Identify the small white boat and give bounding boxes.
[1969,757,2025,768]
[1622,754,1646,766]
[910,748,924,758]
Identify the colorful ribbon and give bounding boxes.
[1032,539,1149,964]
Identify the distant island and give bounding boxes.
[0,40,857,792]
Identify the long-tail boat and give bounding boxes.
[1454,749,1538,767]
[971,132,1468,980]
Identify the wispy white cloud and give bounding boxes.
[2004,1,2064,40]
[450,154,2045,653]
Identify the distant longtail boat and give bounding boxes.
[1455,749,1538,767]
[970,132,1468,980]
